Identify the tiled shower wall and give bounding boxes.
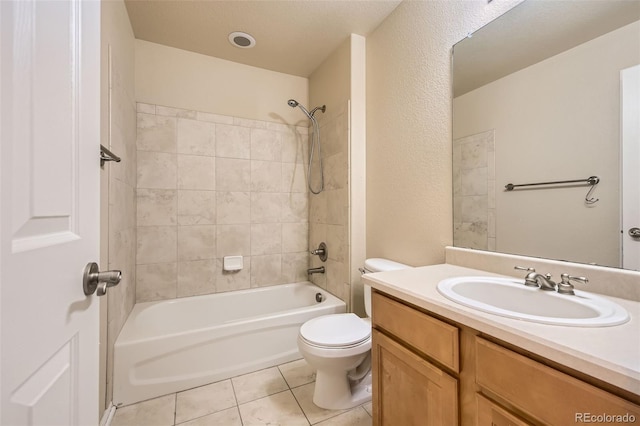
[453,130,496,251]
[309,103,351,307]
[105,51,137,403]
[135,102,310,302]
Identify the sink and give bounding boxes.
[437,277,629,327]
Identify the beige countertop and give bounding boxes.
[363,263,640,396]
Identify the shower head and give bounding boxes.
[287,99,325,120]
[287,99,312,120]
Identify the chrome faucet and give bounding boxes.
[310,242,328,262]
[307,266,325,275]
[557,273,588,295]
[514,266,556,291]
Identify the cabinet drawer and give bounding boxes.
[476,337,640,425]
[372,291,459,372]
[476,393,532,426]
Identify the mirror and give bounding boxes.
[452,0,640,270]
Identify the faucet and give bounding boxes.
[514,266,556,291]
[557,273,588,295]
[310,242,328,262]
[307,266,325,275]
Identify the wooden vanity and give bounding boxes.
[365,264,640,425]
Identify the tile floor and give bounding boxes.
[111,358,373,426]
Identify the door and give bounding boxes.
[621,65,640,270]
[1,1,100,424]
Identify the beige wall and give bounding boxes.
[100,0,137,410]
[135,40,308,124]
[307,35,367,313]
[366,0,522,267]
[454,21,640,267]
[308,37,352,307]
[134,102,309,302]
[349,34,367,316]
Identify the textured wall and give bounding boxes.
[366,0,522,267]
[135,103,309,302]
[100,0,137,408]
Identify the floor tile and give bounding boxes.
[278,358,316,388]
[176,406,242,426]
[111,394,175,426]
[175,380,237,424]
[231,366,289,404]
[239,390,310,426]
[314,407,372,426]
[362,401,373,416]
[291,382,347,424]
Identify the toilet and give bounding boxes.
[297,258,411,410]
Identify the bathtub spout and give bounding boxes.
[307,266,325,275]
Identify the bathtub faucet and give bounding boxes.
[307,266,325,275]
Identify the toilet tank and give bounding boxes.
[362,258,411,317]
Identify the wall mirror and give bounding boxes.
[452,0,640,270]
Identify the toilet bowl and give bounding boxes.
[297,258,411,410]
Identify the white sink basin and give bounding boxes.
[437,277,629,327]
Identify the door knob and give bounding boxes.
[629,228,640,239]
[83,262,122,296]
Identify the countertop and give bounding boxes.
[363,263,640,396]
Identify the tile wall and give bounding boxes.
[308,103,351,307]
[135,103,310,302]
[453,130,496,251]
[105,51,137,403]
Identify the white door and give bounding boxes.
[621,65,640,271]
[1,1,101,424]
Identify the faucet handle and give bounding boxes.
[558,274,588,295]
[514,266,539,287]
[310,242,328,262]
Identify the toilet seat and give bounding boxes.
[299,313,370,348]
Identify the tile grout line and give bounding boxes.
[288,386,312,426]
[229,376,245,426]
[173,392,177,426]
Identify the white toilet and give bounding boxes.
[297,258,411,410]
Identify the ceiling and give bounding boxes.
[453,0,640,97]
[124,0,403,78]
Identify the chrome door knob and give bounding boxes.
[629,228,640,239]
[83,262,122,296]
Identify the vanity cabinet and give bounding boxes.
[372,291,459,425]
[475,337,640,425]
[371,290,640,426]
[372,330,458,425]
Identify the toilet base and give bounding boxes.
[312,370,372,410]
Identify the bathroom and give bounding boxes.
[1,0,639,425]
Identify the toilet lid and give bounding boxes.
[300,313,371,347]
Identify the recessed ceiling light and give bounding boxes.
[228,32,256,49]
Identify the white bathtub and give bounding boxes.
[112,282,346,406]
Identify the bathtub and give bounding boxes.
[112,282,345,406]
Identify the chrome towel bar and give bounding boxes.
[504,175,600,204]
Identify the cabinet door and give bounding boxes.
[476,394,533,426]
[372,329,458,426]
